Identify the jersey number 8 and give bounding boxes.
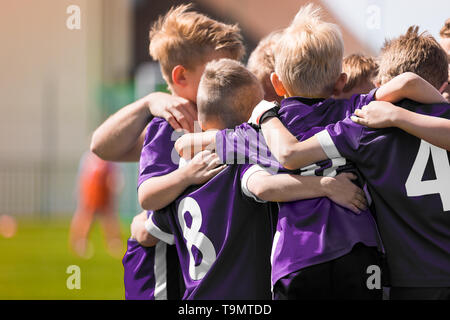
[178,197,217,281]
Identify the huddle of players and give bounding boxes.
[93,4,450,300]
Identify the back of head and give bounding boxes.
[149,4,245,85]
[197,59,263,129]
[247,30,283,101]
[274,4,344,97]
[378,26,448,89]
[342,54,379,93]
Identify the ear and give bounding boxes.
[172,65,188,87]
[438,81,448,94]
[332,73,347,96]
[270,72,287,97]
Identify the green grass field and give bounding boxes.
[0,218,131,300]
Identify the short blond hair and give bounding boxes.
[197,59,263,128]
[342,54,379,93]
[440,18,450,38]
[378,26,448,89]
[274,4,344,97]
[149,4,245,85]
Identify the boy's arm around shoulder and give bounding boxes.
[260,117,328,170]
[375,72,447,104]
[245,168,367,214]
[138,150,226,211]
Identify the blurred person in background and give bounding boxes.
[69,151,123,258]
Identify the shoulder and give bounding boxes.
[148,117,174,132]
[144,117,175,145]
[349,88,378,110]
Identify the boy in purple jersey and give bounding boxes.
[132,59,369,299]
[174,6,449,300]
[120,5,245,300]
[255,27,450,300]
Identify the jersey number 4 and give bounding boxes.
[178,197,217,281]
[405,140,450,211]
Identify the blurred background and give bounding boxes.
[0,0,449,299]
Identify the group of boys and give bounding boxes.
[91,4,450,300]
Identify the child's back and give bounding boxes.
[222,4,383,299]
[125,4,245,300]
[146,59,275,299]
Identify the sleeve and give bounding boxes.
[240,164,270,203]
[314,117,365,162]
[137,118,180,188]
[144,211,174,245]
[349,88,378,112]
[215,124,282,173]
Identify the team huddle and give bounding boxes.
[91,4,450,300]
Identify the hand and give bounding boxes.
[146,92,197,132]
[321,173,368,214]
[130,211,156,247]
[351,101,400,128]
[184,150,226,185]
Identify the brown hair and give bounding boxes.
[197,59,263,128]
[440,18,450,38]
[378,26,448,89]
[247,30,283,101]
[149,4,245,85]
[247,31,282,83]
[342,54,378,93]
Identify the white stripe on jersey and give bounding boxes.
[145,214,175,245]
[153,241,168,300]
[270,230,281,290]
[241,165,269,203]
[315,130,342,159]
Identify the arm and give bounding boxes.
[130,211,159,247]
[260,117,328,170]
[352,101,450,150]
[90,92,197,162]
[174,131,218,159]
[247,171,367,213]
[138,150,225,211]
[375,72,447,104]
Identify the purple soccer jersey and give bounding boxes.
[122,228,182,300]
[138,117,182,188]
[124,116,184,299]
[216,92,382,285]
[317,100,450,287]
[145,164,275,300]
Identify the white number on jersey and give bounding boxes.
[178,197,216,280]
[405,140,450,211]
